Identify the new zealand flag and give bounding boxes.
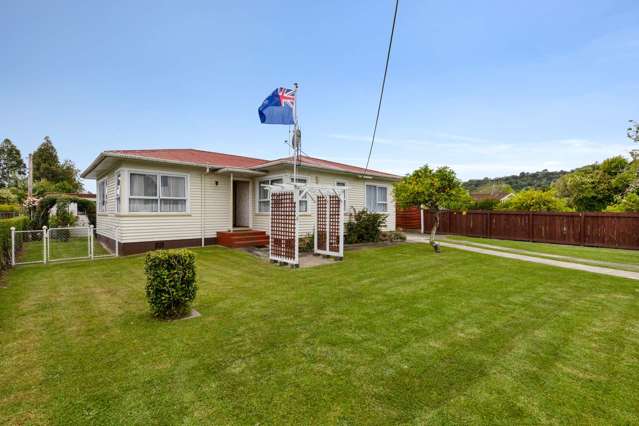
[258,87,296,125]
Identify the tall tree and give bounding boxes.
[32,136,62,182]
[394,165,469,250]
[31,136,82,193]
[628,120,639,144]
[0,138,26,187]
[553,156,635,211]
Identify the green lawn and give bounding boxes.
[445,235,639,266]
[1,244,639,424]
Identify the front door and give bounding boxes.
[233,180,250,228]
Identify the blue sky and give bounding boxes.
[2,0,638,191]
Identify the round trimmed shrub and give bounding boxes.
[144,249,197,319]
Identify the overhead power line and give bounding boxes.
[363,0,399,177]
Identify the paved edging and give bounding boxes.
[443,238,639,271]
[405,235,639,281]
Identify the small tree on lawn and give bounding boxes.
[394,165,469,250]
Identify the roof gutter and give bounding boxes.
[251,160,402,181]
[81,152,227,179]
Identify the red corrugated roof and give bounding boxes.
[108,149,269,168]
[102,149,400,179]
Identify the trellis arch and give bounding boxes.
[267,183,346,267]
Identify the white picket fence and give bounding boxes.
[10,225,119,266]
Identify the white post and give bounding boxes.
[201,173,205,247]
[229,173,234,230]
[313,214,318,254]
[89,225,94,259]
[10,227,15,266]
[294,188,299,267]
[42,226,48,264]
[420,208,424,234]
[292,83,299,185]
[28,154,33,198]
[115,227,119,257]
[325,195,330,252]
[339,193,344,258]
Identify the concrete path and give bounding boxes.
[405,234,639,281]
[442,238,639,271]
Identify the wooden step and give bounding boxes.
[217,230,269,248]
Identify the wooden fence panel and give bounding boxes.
[466,211,489,237]
[532,212,582,245]
[396,207,421,230]
[405,209,639,250]
[582,213,639,250]
[489,211,530,241]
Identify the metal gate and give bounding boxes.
[11,228,47,265]
[11,225,118,266]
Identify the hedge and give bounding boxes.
[0,204,21,213]
[0,215,29,271]
[144,249,198,319]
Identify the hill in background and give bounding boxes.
[463,169,570,192]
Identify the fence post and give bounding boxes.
[42,226,48,265]
[420,208,424,234]
[89,225,94,259]
[10,226,15,266]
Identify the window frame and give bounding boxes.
[335,180,348,212]
[257,176,284,213]
[115,172,121,213]
[290,175,309,213]
[365,184,389,213]
[97,178,108,213]
[126,170,190,214]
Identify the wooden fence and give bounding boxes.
[396,206,422,231]
[395,208,639,250]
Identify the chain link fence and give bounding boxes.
[11,225,119,266]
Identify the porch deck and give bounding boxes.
[217,229,269,248]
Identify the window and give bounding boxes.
[98,179,107,212]
[365,185,388,213]
[115,173,121,213]
[291,176,308,213]
[129,172,187,213]
[336,181,347,211]
[258,178,283,212]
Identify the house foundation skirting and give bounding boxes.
[97,234,217,256]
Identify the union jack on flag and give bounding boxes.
[258,87,296,125]
[277,87,295,108]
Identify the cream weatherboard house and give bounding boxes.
[81,149,401,255]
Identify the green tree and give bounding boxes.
[32,136,62,182]
[500,189,571,212]
[628,120,639,143]
[606,193,639,212]
[394,165,469,248]
[0,138,26,187]
[553,156,635,211]
[32,136,82,193]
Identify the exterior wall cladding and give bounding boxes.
[95,160,397,255]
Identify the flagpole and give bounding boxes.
[293,82,299,185]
